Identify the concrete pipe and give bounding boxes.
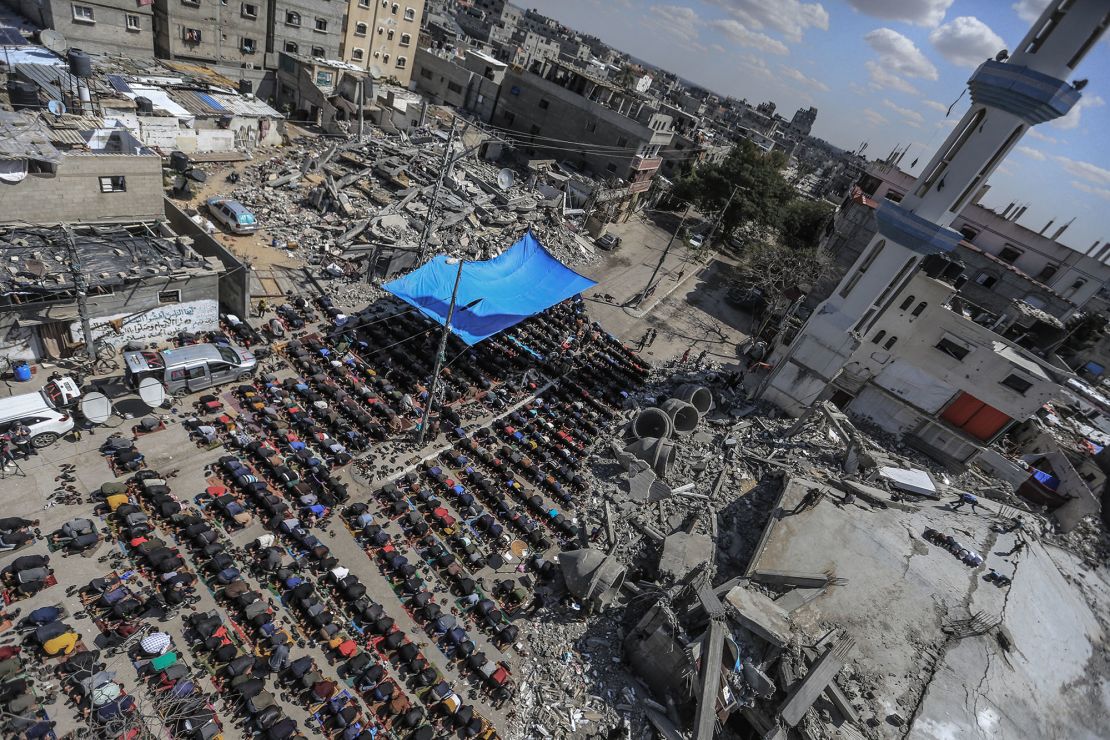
[675,384,713,416]
[624,437,677,478]
[632,407,673,440]
[559,548,627,608]
[660,398,699,435]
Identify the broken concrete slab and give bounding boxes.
[773,587,826,613]
[724,585,793,648]
[624,466,673,503]
[750,570,831,589]
[879,466,938,498]
[658,531,715,582]
[778,636,855,727]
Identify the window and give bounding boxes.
[998,245,1022,263]
[898,295,915,311]
[917,108,986,197]
[1001,373,1033,395]
[606,163,617,173]
[355,22,367,36]
[181,0,199,5]
[383,53,390,63]
[395,56,406,69]
[840,239,886,299]
[241,37,256,53]
[405,7,416,21]
[974,271,997,288]
[616,136,627,147]
[169,369,185,382]
[387,29,394,40]
[72,4,94,22]
[935,336,971,361]
[184,27,202,42]
[883,190,904,203]
[1036,264,1058,281]
[126,13,140,30]
[391,2,399,13]
[158,290,181,304]
[400,33,411,46]
[352,48,364,60]
[99,176,126,192]
[871,330,886,345]
[538,98,549,109]
[314,17,328,32]
[284,41,298,53]
[883,336,898,350]
[359,0,368,5]
[311,46,325,57]
[447,81,463,94]
[1067,278,1086,296]
[378,26,384,34]
[315,70,333,85]
[419,68,432,80]
[186,365,206,380]
[241,2,257,18]
[958,225,978,242]
[285,10,301,26]
[911,301,927,317]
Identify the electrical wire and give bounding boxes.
[474,119,713,155]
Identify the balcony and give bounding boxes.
[631,154,662,172]
[629,179,652,194]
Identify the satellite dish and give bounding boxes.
[496,169,514,191]
[80,392,113,425]
[138,377,167,408]
[47,100,66,116]
[38,28,68,54]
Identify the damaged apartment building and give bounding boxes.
[760,2,1109,480]
[0,109,247,360]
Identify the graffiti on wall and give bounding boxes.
[69,299,219,348]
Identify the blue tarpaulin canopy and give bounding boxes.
[383,231,596,346]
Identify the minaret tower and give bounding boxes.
[761,0,1110,413]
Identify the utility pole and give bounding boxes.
[417,258,464,447]
[64,225,96,360]
[703,185,743,248]
[635,205,691,307]
[416,115,458,263]
[357,79,364,143]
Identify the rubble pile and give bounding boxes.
[202,128,601,284]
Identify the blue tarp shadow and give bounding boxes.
[382,230,596,346]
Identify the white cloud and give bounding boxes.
[1012,0,1049,23]
[1016,145,1046,161]
[709,19,790,54]
[648,5,700,42]
[865,28,939,79]
[737,52,772,77]
[709,43,726,54]
[1071,180,1110,201]
[929,17,1005,67]
[863,108,889,126]
[845,0,954,27]
[921,99,949,113]
[882,98,924,127]
[1052,94,1105,130]
[705,0,829,42]
[865,60,920,94]
[1026,128,1058,144]
[780,65,830,92]
[1054,155,1110,186]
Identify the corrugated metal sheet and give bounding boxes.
[45,127,87,146]
[168,88,223,115]
[195,92,226,111]
[15,63,77,103]
[207,93,281,117]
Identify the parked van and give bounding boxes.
[123,344,257,397]
[0,376,80,448]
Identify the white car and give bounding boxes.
[0,409,74,448]
[0,376,79,448]
[688,233,705,249]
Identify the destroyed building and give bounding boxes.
[5,0,155,57]
[411,46,505,123]
[491,58,672,201]
[0,223,225,360]
[275,51,372,134]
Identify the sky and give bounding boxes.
[517,0,1110,255]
